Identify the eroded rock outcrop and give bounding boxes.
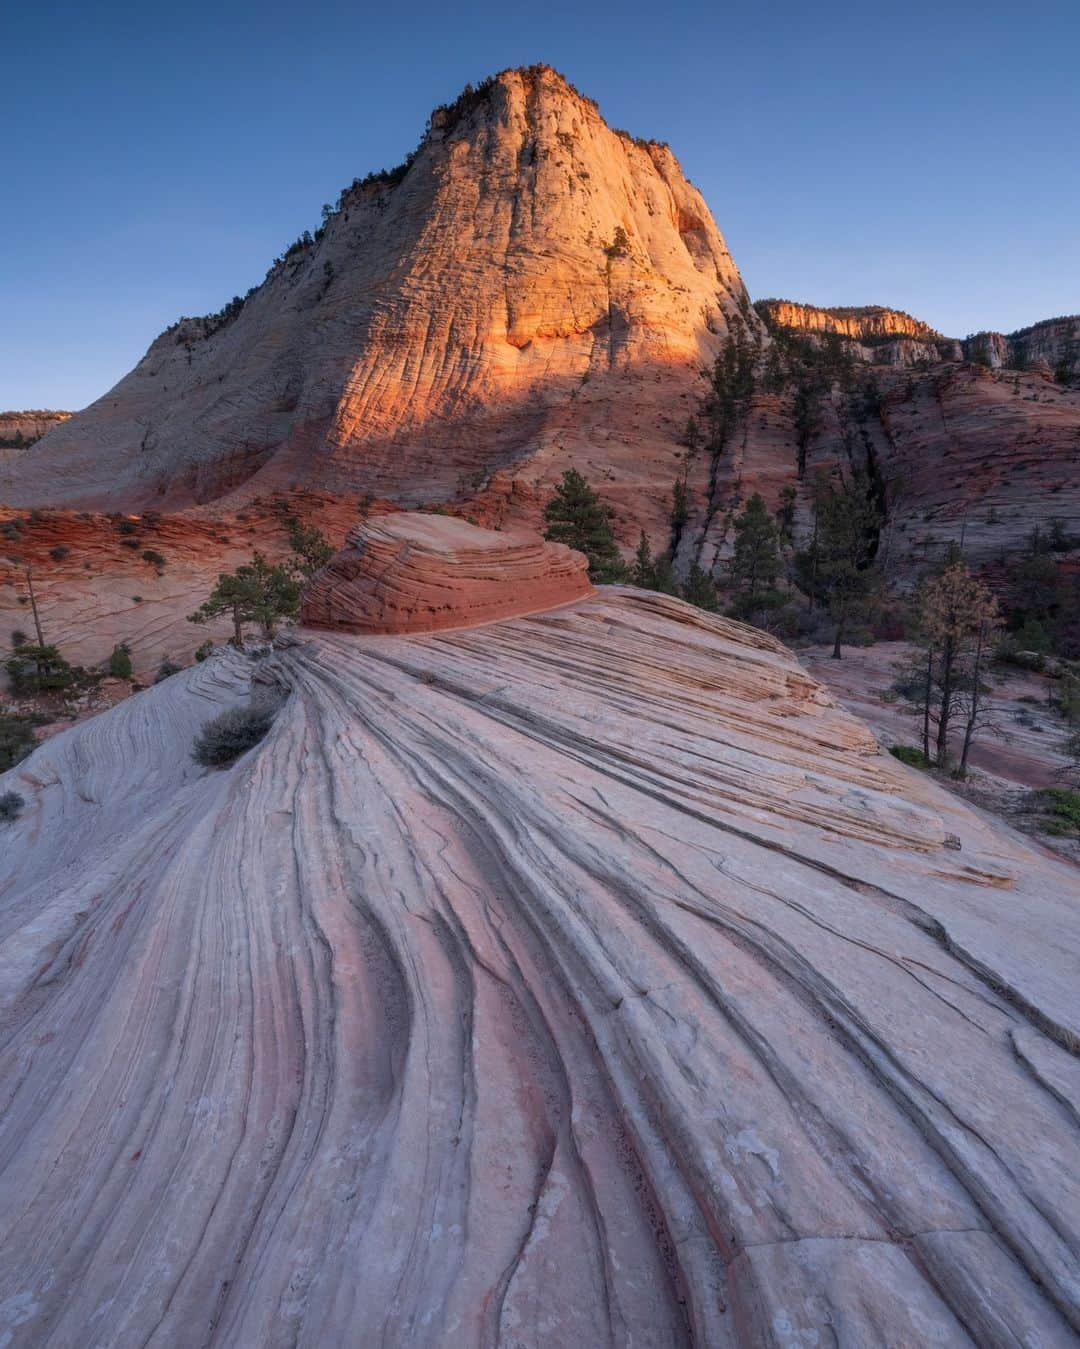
[0,584,1077,1346]
[301,512,592,634]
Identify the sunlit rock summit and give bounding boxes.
[2,66,751,529]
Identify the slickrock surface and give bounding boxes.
[301,512,592,634]
[1,65,751,555]
[1,588,1078,1346]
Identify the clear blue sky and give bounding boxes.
[4,0,1078,410]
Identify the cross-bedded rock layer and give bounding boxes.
[1,589,1077,1346]
[300,512,593,634]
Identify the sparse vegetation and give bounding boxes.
[889,745,932,769]
[108,643,133,679]
[6,644,75,696]
[192,702,276,768]
[0,790,25,823]
[155,659,182,683]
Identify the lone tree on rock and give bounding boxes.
[543,469,626,583]
[189,552,301,645]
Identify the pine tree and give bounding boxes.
[632,531,655,588]
[543,469,626,583]
[683,563,718,611]
[795,471,882,658]
[189,552,301,644]
[729,493,780,616]
[651,553,680,596]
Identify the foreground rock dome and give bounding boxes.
[300,512,593,633]
[0,558,1078,1342]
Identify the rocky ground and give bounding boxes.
[1,519,1078,1345]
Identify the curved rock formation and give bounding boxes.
[1,589,1078,1346]
[300,512,592,634]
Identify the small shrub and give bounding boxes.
[142,549,166,568]
[121,537,140,550]
[0,709,39,771]
[890,744,932,769]
[10,630,28,647]
[1032,787,1080,832]
[117,519,138,535]
[50,545,70,562]
[155,658,182,683]
[6,644,74,695]
[0,790,25,823]
[108,643,133,679]
[192,703,276,768]
[194,640,214,662]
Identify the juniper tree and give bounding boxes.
[286,519,333,578]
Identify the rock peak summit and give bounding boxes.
[4,65,753,520]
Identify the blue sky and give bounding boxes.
[4,0,1078,410]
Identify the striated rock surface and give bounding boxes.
[1,587,1078,1346]
[301,511,592,634]
[2,65,753,542]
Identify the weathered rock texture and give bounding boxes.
[1,588,1078,1346]
[964,316,1080,379]
[2,65,753,544]
[301,512,592,633]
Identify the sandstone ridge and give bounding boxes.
[300,511,593,634]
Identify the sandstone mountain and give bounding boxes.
[1,65,751,546]
[1,521,1077,1345]
[1,66,1077,675]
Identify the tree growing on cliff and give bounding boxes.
[189,553,301,645]
[543,470,626,583]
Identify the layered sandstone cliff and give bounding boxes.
[756,299,940,343]
[2,65,754,537]
[0,409,70,447]
[1,584,1077,1345]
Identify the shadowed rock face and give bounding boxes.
[1,588,1078,1346]
[300,512,593,634]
